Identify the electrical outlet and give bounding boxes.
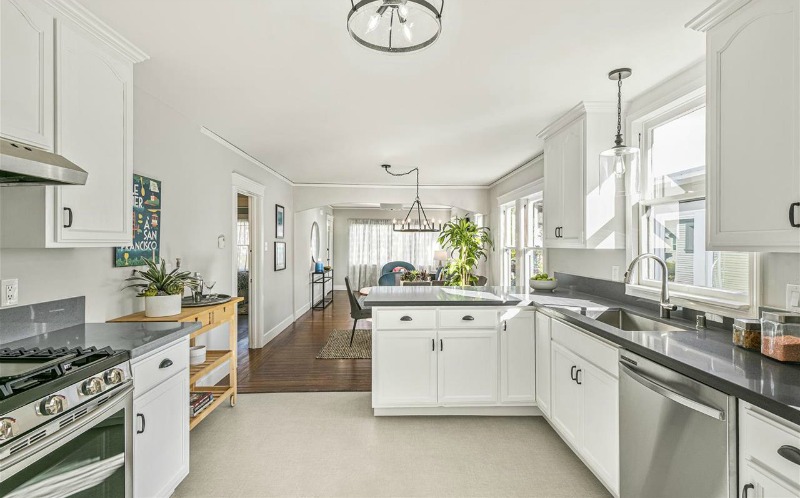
[705,312,724,324]
[786,284,800,312]
[1,279,18,307]
[611,266,620,282]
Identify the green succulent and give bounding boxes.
[124,258,198,297]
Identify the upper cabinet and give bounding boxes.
[538,102,626,250]
[689,0,800,252]
[1,0,55,151]
[0,0,147,248]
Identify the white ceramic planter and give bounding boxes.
[144,294,182,317]
[190,345,207,365]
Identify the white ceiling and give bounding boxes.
[81,0,711,186]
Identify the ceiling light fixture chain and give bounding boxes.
[382,164,442,233]
[600,67,639,178]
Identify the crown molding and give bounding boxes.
[686,0,752,32]
[44,0,149,63]
[536,101,616,140]
[292,182,488,190]
[487,153,543,189]
[200,127,293,186]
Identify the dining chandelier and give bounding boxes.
[347,0,444,54]
[382,164,442,232]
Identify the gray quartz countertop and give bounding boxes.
[1,321,201,359]
[364,286,524,307]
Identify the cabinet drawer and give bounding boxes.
[186,310,212,328]
[214,302,236,323]
[439,309,498,329]
[375,309,436,330]
[132,337,189,397]
[740,402,800,486]
[551,319,618,377]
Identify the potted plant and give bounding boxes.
[125,258,197,317]
[437,216,493,286]
[400,270,432,286]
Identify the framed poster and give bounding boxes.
[275,204,285,239]
[115,175,161,267]
[274,241,286,271]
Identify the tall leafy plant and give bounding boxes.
[437,217,493,286]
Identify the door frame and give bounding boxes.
[231,173,265,349]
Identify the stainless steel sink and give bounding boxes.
[589,309,686,332]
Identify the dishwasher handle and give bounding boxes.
[620,363,726,421]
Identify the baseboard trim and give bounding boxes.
[333,284,346,291]
[294,303,311,320]
[262,313,294,346]
[373,406,542,417]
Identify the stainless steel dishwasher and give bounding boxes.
[619,350,737,498]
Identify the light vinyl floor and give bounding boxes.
[176,392,610,498]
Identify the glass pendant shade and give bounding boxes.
[600,67,639,178]
[347,0,443,53]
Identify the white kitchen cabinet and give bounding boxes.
[741,461,800,498]
[538,102,625,250]
[373,330,438,407]
[499,311,535,404]
[689,0,800,252]
[438,329,498,405]
[579,362,619,493]
[132,337,190,498]
[534,312,551,416]
[550,341,582,445]
[1,0,54,150]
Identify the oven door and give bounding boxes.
[0,383,133,498]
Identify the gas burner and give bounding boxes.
[0,345,111,359]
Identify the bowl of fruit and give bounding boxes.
[530,273,558,292]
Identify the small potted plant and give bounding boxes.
[125,258,197,317]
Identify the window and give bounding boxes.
[501,203,517,286]
[236,219,250,271]
[634,99,754,310]
[523,198,545,282]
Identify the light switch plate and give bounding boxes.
[611,266,620,282]
[786,284,800,312]
[1,279,19,307]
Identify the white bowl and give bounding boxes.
[190,345,207,365]
[530,279,558,292]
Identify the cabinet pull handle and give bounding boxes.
[63,207,73,228]
[503,321,507,331]
[136,413,145,434]
[440,339,443,351]
[778,445,800,466]
[432,339,435,351]
[570,365,577,381]
[575,368,582,385]
[159,358,173,369]
[462,315,475,321]
[741,483,754,498]
[558,227,562,238]
[790,202,800,228]
[554,227,559,238]
[400,315,413,321]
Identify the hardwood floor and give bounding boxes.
[236,291,371,393]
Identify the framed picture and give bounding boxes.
[274,241,286,271]
[115,175,161,267]
[275,204,285,239]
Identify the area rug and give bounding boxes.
[316,329,371,359]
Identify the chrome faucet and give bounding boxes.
[624,253,678,319]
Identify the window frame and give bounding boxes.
[521,193,545,284]
[626,90,760,317]
[500,201,517,287]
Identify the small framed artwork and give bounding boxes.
[274,241,286,271]
[275,204,285,239]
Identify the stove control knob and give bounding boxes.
[80,377,104,396]
[0,418,16,441]
[37,395,67,416]
[104,368,125,385]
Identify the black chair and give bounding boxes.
[344,276,372,347]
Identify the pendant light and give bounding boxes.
[347,0,444,54]
[600,68,639,177]
[382,164,442,232]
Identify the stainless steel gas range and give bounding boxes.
[0,345,133,497]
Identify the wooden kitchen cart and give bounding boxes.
[110,297,243,430]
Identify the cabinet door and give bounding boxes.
[133,369,190,498]
[706,0,800,251]
[543,136,564,247]
[580,362,619,495]
[740,461,800,498]
[550,342,581,446]
[437,329,498,405]
[558,118,585,247]
[534,313,552,416]
[373,330,437,407]
[500,312,535,405]
[0,0,54,150]
[54,21,133,245]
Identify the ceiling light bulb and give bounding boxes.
[613,155,626,177]
[402,22,413,42]
[398,4,409,18]
[366,12,382,34]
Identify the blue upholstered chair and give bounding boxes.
[378,261,416,286]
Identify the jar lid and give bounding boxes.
[734,318,761,330]
[761,311,800,324]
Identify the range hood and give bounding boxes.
[0,138,88,187]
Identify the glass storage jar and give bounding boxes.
[761,312,800,363]
[732,318,761,351]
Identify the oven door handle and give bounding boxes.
[0,382,133,474]
[620,363,725,421]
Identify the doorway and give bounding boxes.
[236,193,251,355]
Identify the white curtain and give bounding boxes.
[348,219,441,289]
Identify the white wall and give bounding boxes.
[293,206,332,316]
[0,87,295,369]
[761,253,800,310]
[331,207,452,288]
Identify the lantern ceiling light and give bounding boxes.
[600,68,640,177]
[347,0,444,54]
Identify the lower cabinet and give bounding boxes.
[438,329,498,405]
[131,338,190,498]
[534,312,552,416]
[373,329,438,407]
[550,342,582,444]
[500,311,536,404]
